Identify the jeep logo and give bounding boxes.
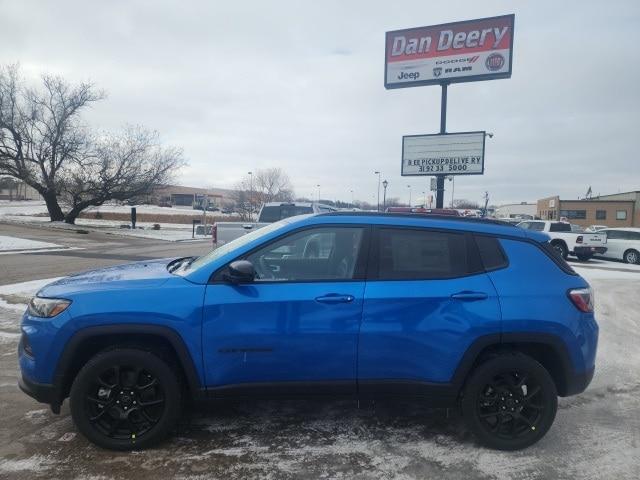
[397,71,420,81]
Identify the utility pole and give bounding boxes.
[382,180,388,210]
[407,184,412,207]
[435,83,448,208]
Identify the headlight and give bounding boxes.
[28,297,71,318]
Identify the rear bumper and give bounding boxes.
[563,366,595,396]
[574,246,607,255]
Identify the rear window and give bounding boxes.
[549,222,571,232]
[377,228,468,280]
[259,205,313,222]
[474,235,508,271]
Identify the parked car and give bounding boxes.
[585,225,608,232]
[597,228,640,264]
[212,202,337,247]
[516,220,607,261]
[385,206,461,216]
[19,213,598,451]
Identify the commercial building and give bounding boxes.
[151,185,234,208]
[537,192,638,228]
[494,202,537,220]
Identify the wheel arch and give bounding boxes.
[452,333,578,397]
[53,324,204,406]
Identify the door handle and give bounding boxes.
[450,291,488,301]
[315,294,355,304]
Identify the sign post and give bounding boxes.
[385,14,514,207]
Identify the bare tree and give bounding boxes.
[0,64,104,220]
[254,168,294,203]
[0,65,185,223]
[231,168,295,220]
[452,199,480,209]
[60,127,185,224]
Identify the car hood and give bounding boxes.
[37,258,177,298]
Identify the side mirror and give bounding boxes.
[224,260,255,284]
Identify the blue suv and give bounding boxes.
[18,213,598,450]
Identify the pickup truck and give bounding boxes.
[212,202,337,247]
[516,220,607,260]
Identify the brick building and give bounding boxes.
[537,192,638,228]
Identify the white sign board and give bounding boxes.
[402,131,485,176]
[385,15,514,89]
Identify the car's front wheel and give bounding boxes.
[461,353,557,450]
[70,348,181,450]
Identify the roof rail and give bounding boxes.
[317,211,516,227]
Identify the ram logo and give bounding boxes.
[433,67,442,77]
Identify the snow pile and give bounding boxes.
[0,235,61,252]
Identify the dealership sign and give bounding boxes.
[385,15,514,89]
[402,131,485,176]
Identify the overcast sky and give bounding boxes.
[2,0,639,206]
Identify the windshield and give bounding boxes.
[171,218,294,276]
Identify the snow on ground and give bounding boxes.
[0,235,61,252]
[0,277,63,313]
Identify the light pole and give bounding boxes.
[350,189,354,209]
[374,171,381,212]
[422,191,426,208]
[248,171,253,217]
[382,180,388,210]
[407,184,412,207]
[316,184,321,202]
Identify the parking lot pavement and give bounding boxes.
[0,222,211,285]
[0,270,639,479]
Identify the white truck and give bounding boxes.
[516,220,607,261]
[212,202,337,247]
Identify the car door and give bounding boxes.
[202,225,369,394]
[358,227,501,395]
[602,229,623,259]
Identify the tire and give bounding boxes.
[576,254,592,262]
[623,249,639,264]
[70,348,181,450]
[461,353,558,451]
[551,241,568,260]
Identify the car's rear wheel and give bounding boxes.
[70,348,181,450]
[551,241,568,260]
[461,353,557,450]
[624,249,639,264]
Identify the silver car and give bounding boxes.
[599,228,640,264]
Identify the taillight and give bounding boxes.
[568,287,594,313]
[212,224,217,245]
[576,236,583,244]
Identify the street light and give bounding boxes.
[382,180,388,210]
[407,184,412,207]
[316,184,321,202]
[350,189,354,209]
[374,171,381,212]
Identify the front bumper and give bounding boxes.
[574,246,607,255]
[18,374,61,413]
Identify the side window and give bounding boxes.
[377,228,468,280]
[631,232,640,241]
[530,222,546,231]
[517,222,530,230]
[245,227,364,282]
[605,230,621,240]
[474,235,508,270]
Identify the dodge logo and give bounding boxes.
[433,67,442,77]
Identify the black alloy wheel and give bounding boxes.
[461,353,557,450]
[70,349,181,450]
